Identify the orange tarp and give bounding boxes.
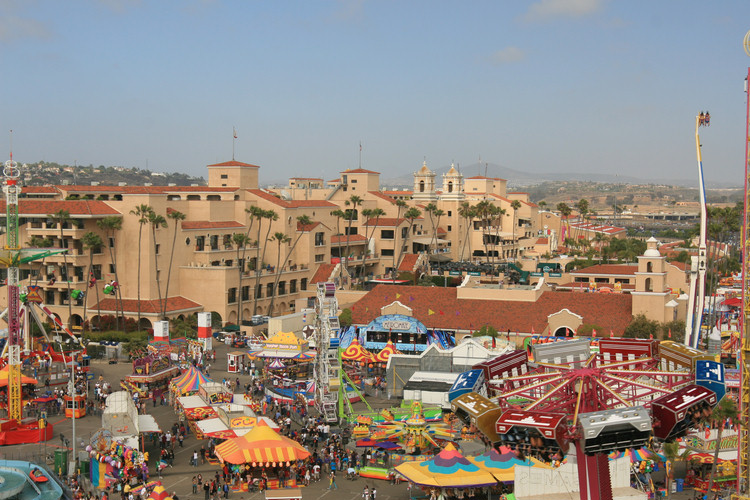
[0,366,37,387]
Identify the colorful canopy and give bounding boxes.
[374,341,400,363]
[292,351,316,361]
[395,443,497,488]
[214,420,311,465]
[608,447,665,463]
[468,447,549,482]
[146,486,173,500]
[0,366,37,387]
[341,338,374,362]
[268,359,286,370]
[170,366,212,395]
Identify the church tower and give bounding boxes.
[632,237,676,323]
[412,160,438,202]
[440,163,464,201]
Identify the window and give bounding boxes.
[242,286,250,301]
[315,254,325,263]
[109,237,115,247]
[448,211,452,217]
[380,229,394,239]
[645,278,653,292]
[351,179,357,183]
[279,281,286,295]
[195,236,205,251]
[447,182,453,193]
[447,225,452,232]
[45,290,54,304]
[290,280,297,294]
[155,244,160,255]
[315,232,325,246]
[301,278,308,291]
[228,288,237,303]
[344,227,358,236]
[109,264,116,274]
[382,249,394,256]
[255,285,263,299]
[266,282,274,296]
[92,265,102,280]
[419,180,425,193]
[221,174,228,179]
[60,289,69,306]
[401,227,408,238]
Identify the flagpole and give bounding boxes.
[232,127,237,160]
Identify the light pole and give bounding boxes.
[67,351,80,476]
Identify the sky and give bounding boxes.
[2,0,750,186]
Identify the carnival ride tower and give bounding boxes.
[685,112,710,349]
[3,155,22,421]
[314,282,341,422]
[737,29,750,500]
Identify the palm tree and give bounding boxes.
[130,204,153,331]
[706,397,738,495]
[252,209,278,315]
[148,211,168,319]
[457,202,475,262]
[81,232,103,332]
[474,200,493,264]
[557,202,572,244]
[392,200,407,276]
[26,236,53,286]
[575,198,589,243]
[343,195,362,276]
[232,232,252,327]
[424,203,437,252]
[510,199,522,259]
[265,231,291,315]
[361,208,384,278]
[395,207,421,275]
[49,209,74,328]
[266,215,312,314]
[163,210,186,318]
[96,216,124,330]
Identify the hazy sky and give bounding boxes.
[2,0,750,186]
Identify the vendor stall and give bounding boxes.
[227,352,245,374]
[121,355,180,399]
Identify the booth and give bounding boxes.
[227,351,245,374]
[64,394,87,418]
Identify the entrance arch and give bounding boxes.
[553,326,575,337]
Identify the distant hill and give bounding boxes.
[380,162,738,189]
[22,162,206,187]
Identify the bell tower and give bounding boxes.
[413,160,438,202]
[440,163,464,201]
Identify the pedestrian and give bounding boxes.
[203,482,210,500]
[222,482,229,499]
[192,451,199,467]
[192,477,198,494]
[372,487,377,500]
[363,486,370,500]
[328,471,337,490]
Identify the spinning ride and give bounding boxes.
[485,338,720,500]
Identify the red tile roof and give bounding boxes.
[331,234,367,244]
[56,185,235,193]
[350,285,633,334]
[342,168,380,174]
[90,296,202,314]
[22,186,59,194]
[181,221,244,230]
[536,238,549,244]
[382,190,413,196]
[297,221,321,232]
[207,160,260,168]
[0,200,120,216]
[287,200,336,208]
[368,191,397,204]
[568,221,626,235]
[569,264,638,276]
[437,227,447,235]
[310,263,337,284]
[365,217,406,227]
[246,189,336,208]
[556,282,637,291]
[398,254,419,272]
[668,261,690,271]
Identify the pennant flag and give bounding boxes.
[409,296,415,301]
[531,325,535,334]
[610,329,614,338]
[428,309,435,315]
[592,329,597,337]
[439,310,444,315]
[455,310,460,316]
[668,328,672,339]
[649,333,653,340]
[396,293,401,299]
[365,307,369,313]
[233,127,238,139]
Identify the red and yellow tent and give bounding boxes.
[214,420,310,465]
[341,338,374,362]
[170,366,212,395]
[374,341,400,363]
[0,366,37,387]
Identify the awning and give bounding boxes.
[138,415,161,434]
[429,254,452,262]
[248,349,303,359]
[413,237,450,245]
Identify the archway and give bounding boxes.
[138,318,152,331]
[553,326,575,337]
[70,314,83,327]
[227,310,237,324]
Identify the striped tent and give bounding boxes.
[341,338,374,362]
[374,341,400,363]
[214,420,310,465]
[170,366,212,395]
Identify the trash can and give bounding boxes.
[54,449,68,476]
[675,478,684,492]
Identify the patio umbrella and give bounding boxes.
[395,443,497,488]
[292,351,316,361]
[268,359,285,370]
[214,420,310,465]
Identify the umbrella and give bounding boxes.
[292,351,316,361]
[214,420,310,465]
[395,443,497,488]
[268,359,285,370]
[468,447,549,482]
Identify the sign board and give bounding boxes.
[531,272,543,277]
[549,273,562,278]
[450,271,461,276]
[468,272,481,276]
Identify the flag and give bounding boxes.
[592,329,597,337]
[610,329,614,338]
[233,127,238,139]
[428,309,435,315]
[649,333,653,340]
[359,142,362,152]
[396,293,401,299]
[668,328,672,339]
[531,325,535,334]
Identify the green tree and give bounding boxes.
[458,202,476,261]
[510,199,522,258]
[557,202,572,243]
[706,397,739,495]
[81,232,103,332]
[97,216,124,330]
[473,325,498,337]
[343,195,363,276]
[252,209,278,315]
[361,207,385,278]
[148,211,168,318]
[424,203,437,252]
[339,308,353,327]
[130,204,153,331]
[432,208,445,254]
[48,209,74,328]
[267,215,312,315]
[395,207,422,277]
[392,200,407,275]
[265,231,291,315]
[163,210,186,318]
[623,314,659,339]
[233,232,252,327]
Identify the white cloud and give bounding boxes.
[524,0,603,21]
[489,46,526,65]
[0,15,52,42]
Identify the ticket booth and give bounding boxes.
[64,394,86,418]
[227,351,246,374]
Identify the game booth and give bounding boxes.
[121,355,180,400]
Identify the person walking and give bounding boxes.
[328,471,337,490]
[192,477,198,494]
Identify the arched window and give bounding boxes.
[419,180,425,193]
[646,261,653,273]
[448,182,453,193]
[645,277,652,292]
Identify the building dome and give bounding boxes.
[643,236,661,257]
